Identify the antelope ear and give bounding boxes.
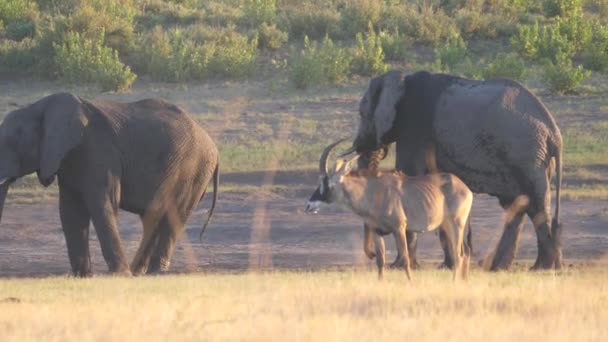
[39,93,88,183]
[373,70,404,146]
[334,159,345,173]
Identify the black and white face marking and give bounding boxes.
[305,176,331,213]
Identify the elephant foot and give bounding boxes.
[365,250,376,260]
[489,249,516,271]
[437,262,452,270]
[529,253,559,271]
[109,264,133,277]
[147,257,171,275]
[72,269,93,278]
[389,257,419,270]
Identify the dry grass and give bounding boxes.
[0,267,607,341]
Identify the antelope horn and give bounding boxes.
[319,138,347,176]
[336,145,357,158]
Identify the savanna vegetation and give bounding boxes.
[0,2,606,339]
[3,0,608,93]
[1,267,607,340]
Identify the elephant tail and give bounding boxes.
[552,148,562,238]
[199,161,219,241]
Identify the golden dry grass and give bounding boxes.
[0,267,607,341]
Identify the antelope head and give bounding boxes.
[305,139,359,213]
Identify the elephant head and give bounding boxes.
[0,93,88,222]
[352,70,405,153]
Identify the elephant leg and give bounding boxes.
[59,187,92,277]
[527,175,561,270]
[490,197,527,271]
[87,185,131,276]
[148,214,184,274]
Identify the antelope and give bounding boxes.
[306,139,473,281]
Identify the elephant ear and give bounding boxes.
[373,70,404,145]
[39,93,88,184]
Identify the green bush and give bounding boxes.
[53,31,136,92]
[0,38,38,74]
[134,26,215,82]
[137,0,205,29]
[434,32,467,71]
[291,36,325,89]
[208,31,258,78]
[340,0,383,38]
[482,53,527,81]
[241,0,276,27]
[398,4,458,46]
[290,35,351,89]
[351,25,388,76]
[257,22,288,50]
[0,0,39,40]
[62,0,137,54]
[511,22,541,59]
[277,3,341,40]
[318,35,352,83]
[554,13,592,53]
[379,29,409,61]
[583,24,608,71]
[512,21,581,63]
[542,55,591,94]
[543,0,582,17]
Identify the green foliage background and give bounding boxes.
[1,0,608,93]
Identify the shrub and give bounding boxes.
[134,26,215,82]
[542,0,582,17]
[137,0,205,29]
[351,25,388,76]
[257,22,288,50]
[291,36,325,89]
[583,24,608,71]
[0,38,37,74]
[53,31,136,92]
[277,4,341,41]
[340,0,383,38]
[208,31,258,78]
[554,13,592,53]
[379,29,409,61]
[399,5,459,46]
[434,32,467,71]
[290,35,351,89]
[318,35,352,83]
[512,21,579,63]
[542,55,590,94]
[65,0,137,54]
[241,0,276,27]
[0,0,39,40]
[482,53,527,81]
[511,21,541,59]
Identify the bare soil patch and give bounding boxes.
[0,169,606,277]
[0,80,606,276]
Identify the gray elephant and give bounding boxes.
[346,70,563,271]
[0,93,219,276]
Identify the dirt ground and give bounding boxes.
[0,169,606,277]
[0,79,606,277]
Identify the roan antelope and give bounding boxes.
[306,139,474,281]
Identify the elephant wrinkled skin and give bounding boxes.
[0,93,219,276]
[351,70,563,271]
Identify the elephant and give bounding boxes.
[0,92,219,277]
[345,70,563,271]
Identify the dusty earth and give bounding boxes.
[0,169,606,277]
[0,79,606,277]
